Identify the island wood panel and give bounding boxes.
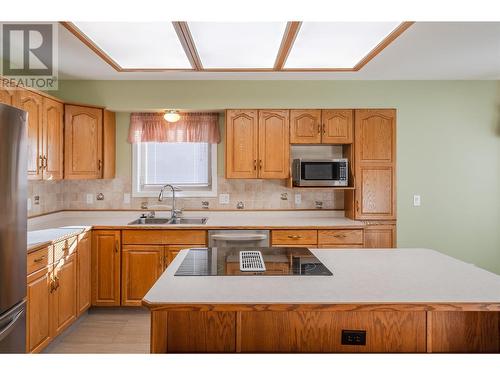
[26,266,52,353]
[364,224,396,248]
[239,311,426,353]
[166,311,236,353]
[318,229,363,245]
[77,233,91,315]
[64,104,103,179]
[13,90,43,180]
[51,252,78,337]
[91,230,121,306]
[258,110,290,179]
[225,110,258,179]
[0,87,15,105]
[121,245,164,306]
[427,311,500,353]
[289,109,322,144]
[122,230,207,245]
[42,97,64,180]
[321,109,353,144]
[150,311,169,353]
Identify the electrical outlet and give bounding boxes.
[294,193,301,205]
[123,193,131,204]
[27,198,32,211]
[413,194,421,207]
[86,193,93,205]
[341,330,366,346]
[219,194,230,205]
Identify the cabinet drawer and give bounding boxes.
[272,230,317,245]
[317,244,364,249]
[27,247,49,275]
[318,229,364,245]
[122,230,207,245]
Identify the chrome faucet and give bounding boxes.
[158,184,182,221]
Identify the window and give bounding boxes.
[132,142,217,197]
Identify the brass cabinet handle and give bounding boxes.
[98,159,102,171]
[356,200,360,212]
[259,160,263,170]
[38,155,44,170]
[333,234,347,238]
[322,123,326,134]
[253,160,257,171]
[115,240,119,253]
[287,235,303,239]
[33,255,46,263]
[43,155,47,170]
[317,124,321,134]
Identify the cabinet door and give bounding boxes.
[225,110,258,178]
[0,88,15,105]
[64,105,103,179]
[322,109,353,144]
[91,230,121,306]
[102,110,116,179]
[27,267,52,353]
[77,233,91,315]
[42,97,64,180]
[258,110,290,179]
[290,109,321,144]
[51,253,77,337]
[13,90,43,180]
[354,109,396,220]
[364,224,396,248]
[121,245,164,306]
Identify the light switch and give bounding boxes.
[219,194,230,204]
[27,198,32,211]
[86,193,94,204]
[123,193,131,204]
[294,193,302,205]
[413,195,421,207]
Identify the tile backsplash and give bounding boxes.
[28,177,344,217]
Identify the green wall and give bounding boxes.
[56,80,500,275]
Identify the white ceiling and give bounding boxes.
[39,22,500,79]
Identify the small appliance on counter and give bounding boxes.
[292,158,348,187]
[174,247,333,276]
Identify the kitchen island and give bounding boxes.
[143,248,500,353]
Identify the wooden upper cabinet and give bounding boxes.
[354,109,396,220]
[322,109,353,144]
[258,110,290,179]
[64,104,103,179]
[0,88,15,105]
[92,230,121,306]
[13,90,43,180]
[42,97,64,180]
[225,110,258,179]
[102,110,116,179]
[290,110,321,144]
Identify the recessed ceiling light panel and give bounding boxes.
[188,22,287,69]
[72,22,192,69]
[284,22,402,69]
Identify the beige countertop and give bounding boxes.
[143,248,500,305]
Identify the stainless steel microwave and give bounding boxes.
[292,159,348,187]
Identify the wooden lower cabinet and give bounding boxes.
[26,266,52,353]
[92,230,121,306]
[77,233,91,315]
[51,252,78,337]
[121,245,165,306]
[364,224,396,248]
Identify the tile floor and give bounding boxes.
[43,307,150,354]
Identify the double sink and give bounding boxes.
[128,217,208,225]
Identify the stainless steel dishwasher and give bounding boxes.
[208,230,270,248]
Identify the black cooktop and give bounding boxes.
[174,247,333,276]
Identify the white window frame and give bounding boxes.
[132,143,218,198]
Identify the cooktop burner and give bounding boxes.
[174,247,333,276]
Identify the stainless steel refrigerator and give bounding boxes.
[0,103,27,353]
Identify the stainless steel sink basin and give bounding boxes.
[128,217,208,225]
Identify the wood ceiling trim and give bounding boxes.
[60,21,123,71]
[352,21,415,71]
[274,22,302,70]
[172,22,203,70]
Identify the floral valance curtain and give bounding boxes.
[128,112,220,144]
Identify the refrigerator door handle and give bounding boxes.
[0,310,23,342]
